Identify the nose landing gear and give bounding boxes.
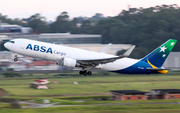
[14,55,18,62]
[79,70,92,76]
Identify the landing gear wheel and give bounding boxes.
[14,58,18,62]
[79,70,92,76]
[79,71,84,75]
[87,71,92,75]
[83,71,88,76]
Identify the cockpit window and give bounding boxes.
[9,41,15,43]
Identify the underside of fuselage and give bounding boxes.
[110,60,161,74]
[111,68,160,74]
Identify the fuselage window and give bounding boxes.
[9,41,15,43]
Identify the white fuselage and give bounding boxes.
[4,39,141,72]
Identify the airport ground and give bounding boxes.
[1,71,180,112]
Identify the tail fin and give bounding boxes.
[141,39,177,67]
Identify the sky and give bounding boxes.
[0,0,180,21]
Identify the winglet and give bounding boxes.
[100,43,112,53]
[122,45,136,57]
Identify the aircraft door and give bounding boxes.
[20,41,25,49]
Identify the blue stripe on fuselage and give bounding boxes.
[111,60,160,74]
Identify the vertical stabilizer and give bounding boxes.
[141,39,177,67]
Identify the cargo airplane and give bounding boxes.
[4,39,176,75]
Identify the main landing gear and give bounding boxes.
[79,70,92,76]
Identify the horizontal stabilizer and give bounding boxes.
[146,68,171,71]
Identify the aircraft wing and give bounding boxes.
[77,45,136,67]
[77,56,122,67]
[77,43,135,67]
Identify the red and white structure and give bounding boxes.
[30,82,48,89]
[34,79,49,85]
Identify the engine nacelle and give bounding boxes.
[96,64,103,69]
[62,57,77,67]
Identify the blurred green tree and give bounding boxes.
[27,13,50,33]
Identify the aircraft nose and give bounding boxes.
[4,42,10,49]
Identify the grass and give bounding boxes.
[2,105,180,113]
[1,74,180,96]
[0,102,12,108]
[1,72,180,112]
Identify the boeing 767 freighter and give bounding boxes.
[4,39,176,75]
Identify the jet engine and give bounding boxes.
[61,57,78,67]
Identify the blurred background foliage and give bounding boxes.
[1,4,180,58]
